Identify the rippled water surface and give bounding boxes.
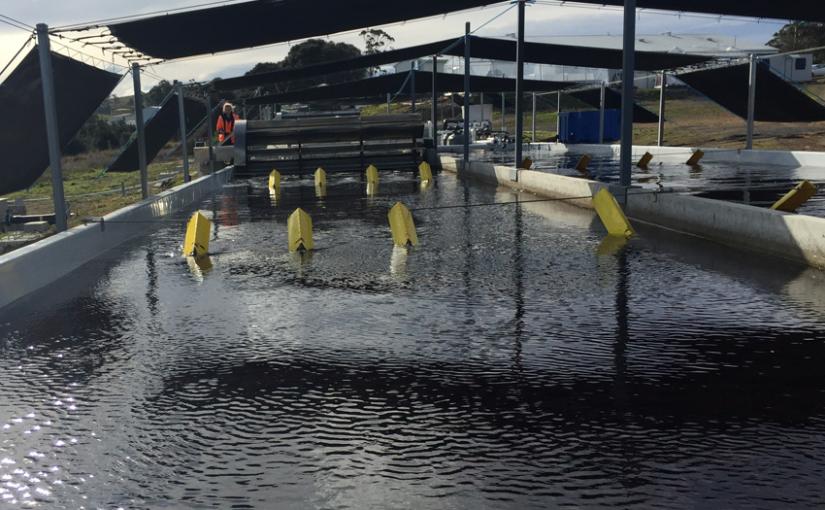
[1,170,825,509]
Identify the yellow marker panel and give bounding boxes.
[636,152,653,169]
[183,211,212,257]
[771,180,817,213]
[287,208,314,252]
[521,157,533,170]
[388,202,419,247]
[686,150,704,166]
[268,169,281,192]
[575,155,591,174]
[366,164,379,184]
[315,167,327,188]
[419,161,433,182]
[366,182,379,197]
[593,188,635,238]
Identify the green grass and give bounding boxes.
[3,150,184,228]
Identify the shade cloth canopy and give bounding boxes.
[215,35,710,91]
[103,0,825,60]
[677,63,825,122]
[569,87,659,123]
[0,48,121,195]
[107,93,208,172]
[243,70,573,105]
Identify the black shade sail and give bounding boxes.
[569,87,659,123]
[677,63,825,122]
[0,48,121,195]
[244,70,573,105]
[107,93,207,172]
[104,0,825,60]
[215,35,710,92]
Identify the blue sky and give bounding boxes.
[0,0,786,93]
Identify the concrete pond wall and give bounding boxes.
[0,167,234,310]
[440,155,825,270]
[439,142,825,168]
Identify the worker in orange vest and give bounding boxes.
[216,102,240,145]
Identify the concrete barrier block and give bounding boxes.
[12,199,26,215]
[21,221,50,233]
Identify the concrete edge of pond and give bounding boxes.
[0,167,235,311]
[440,155,825,270]
[439,143,825,168]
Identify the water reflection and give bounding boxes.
[1,171,824,508]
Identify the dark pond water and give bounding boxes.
[482,148,825,217]
[1,170,825,509]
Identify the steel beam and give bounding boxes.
[206,95,215,173]
[746,53,757,150]
[36,24,68,232]
[131,63,149,198]
[599,82,606,144]
[175,81,190,182]
[556,90,561,136]
[502,93,506,131]
[463,22,471,167]
[619,0,637,187]
[657,70,666,147]
[514,0,526,169]
[410,65,416,113]
[431,55,438,149]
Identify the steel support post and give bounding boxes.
[657,70,666,146]
[131,63,149,198]
[556,90,561,136]
[619,0,637,187]
[514,0,526,168]
[501,94,506,131]
[175,82,190,182]
[206,95,215,173]
[531,92,537,143]
[746,53,757,150]
[431,55,438,149]
[387,92,391,114]
[463,22,471,167]
[36,24,68,231]
[599,82,606,144]
[410,67,416,113]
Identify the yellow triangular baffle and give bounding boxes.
[575,154,591,174]
[771,180,817,213]
[419,161,433,182]
[686,150,704,166]
[287,208,314,252]
[315,167,327,188]
[268,169,281,192]
[593,188,635,238]
[183,211,212,257]
[366,164,379,184]
[636,152,653,169]
[388,202,419,247]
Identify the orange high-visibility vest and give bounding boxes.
[216,113,239,144]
